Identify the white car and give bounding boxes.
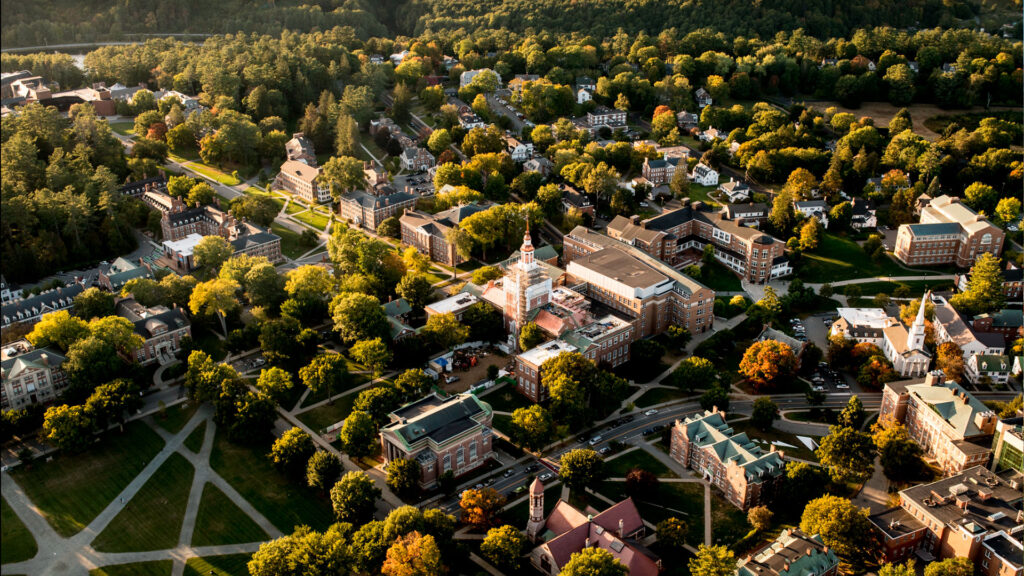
[813,385,825,392]
[644,409,659,416]
[588,436,603,446]
[836,383,850,389]
[539,472,553,482]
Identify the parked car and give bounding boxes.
[599,447,612,455]
[644,409,659,416]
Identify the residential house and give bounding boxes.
[379,393,494,488]
[869,466,1022,566]
[793,200,830,227]
[677,111,699,129]
[584,106,627,132]
[458,111,486,130]
[695,87,712,108]
[560,184,594,218]
[1,340,68,412]
[1,284,85,329]
[364,163,389,190]
[400,147,435,172]
[850,197,877,230]
[736,530,839,576]
[505,136,534,162]
[459,69,501,89]
[699,127,724,142]
[669,408,787,510]
[879,371,997,474]
[508,74,540,93]
[284,132,316,166]
[691,163,719,186]
[0,276,20,304]
[895,195,1005,267]
[524,157,554,176]
[525,483,659,576]
[575,77,596,92]
[966,355,1012,386]
[340,188,417,232]
[275,160,331,204]
[98,257,153,292]
[718,178,751,203]
[576,88,592,104]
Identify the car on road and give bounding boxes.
[503,468,515,478]
[513,485,528,495]
[446,375,460,384]
[644,409,659,416]
[598,447,612,456]
[524,464,539,473]
[642,427,655,435]
[813,385,825,392]
[538,472,553,482]
[588,435,603,446]
[836,383,850,389]
[576,434,588,443]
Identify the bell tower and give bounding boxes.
[526,477,546,541]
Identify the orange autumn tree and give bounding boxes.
[459,487,506,529]
[381,531,444,576]
[739,340,797,392]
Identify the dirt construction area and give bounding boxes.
[804,101,1022,141]
[438,349,509,394]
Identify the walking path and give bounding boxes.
[851,456,891,515]
[0,405,283,576]
[638,442,713,546]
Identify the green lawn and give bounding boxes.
[600,481,705,546]
[842,279,955,296]
[296,392,360,432]
[800,233,939,282]
[686,183,720,207]
[604,449,675,478]
[292,209,330,231]
[210,430,334,533]
[271,223,314,260]
[635,387,691,407]
[184,420,207,453]
[728,419,819,462]
[109,121,135,136]
[11,421,165,537]
[92,452,195,553]
[184,162,241,186]
[479,385,533,413]
[710,491,751,546]
[191,483,269,546]
[284,200,306,215]
[699,260,743,292]
[154,402,199,434]
[244,187,286,213]
[183,554,253,576]
[191,327,227,361]
[1,496,38,564]
[90,560,172,576]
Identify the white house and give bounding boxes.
[459,68,501,89]
[576,88,592,104]
[718,178,750,203]
[966,354,1011,385]
[881,292,933,378]
[794,200,830,228]
[691,163,719,186]
[505,136,534,162]
[699,127,723,142]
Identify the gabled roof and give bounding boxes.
[1,346,66,379]
[902,379,994,438]
[676,410,786,480]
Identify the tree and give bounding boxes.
[950,253,1006,316]
[270,427,316,479]
[880,561,917,576]
[625,468,658,496]
[393,369,433,399]
[655,517,688,551]
[189,278,240,336]
[630,339,665,367]
[471,266,503,285]
[331,293,389,344]
[559,448,605,491]
[422,312,469,350]
[463,302,504,343]
[382,531,443,576]
[248,524,351,576]
[781,461,827,508]
[307,451,342,494]
[963,182,998,215]
[335,113,360,157]
[255,367,294,404]
[668,357,717,391]
[402,247,431,274]
[837,395,866,429]
[192,236,234,274]
[27,310,89,351]
[85,379,141,430]
[460,487,506,529]
[689,545,735,576]
[42,404,94,452]
[739,340,797,392]
[331,470,382,524]
[995,197,1021,225]
[750,397,779,431]
[300,353,349,404]
[670,162,690,198]
[800,496,876,570]
[377,217,401,238]
[817,425,874,484]
[798,217,823,250]
[73,287,115,320]
[321,155,366,200]
[510,405,553,451]
[665,325,692,351]
[562,547,628,576]
[518,321,546,351]
[747,505,773,532]
[769,191,795,234]
[614,93,631,111]
[354,386,401,424]
[935,342,965,384]
[427,129,452,155]
[748,287,782,325]
[481,525,525,570]
[340,410,378,459]
[351,338,392,376]
[386,457,421,496]
[924,558,974,576]
[186,182,214,207]
[872,417,925,481]
[396,273,433,311]
[700,385,730,411]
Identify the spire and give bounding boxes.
[907,291,930,352]
[914,291,930,328]
[519,223,535,269]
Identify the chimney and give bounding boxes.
[618,518,625,538]
[806,548,813,556]
[585,537,590,548]
[630,215,640,225]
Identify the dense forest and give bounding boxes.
[3,0,1018,47]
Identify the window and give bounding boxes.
[443,454,451,472]
[470,442,478,461]
[456,447,465,467]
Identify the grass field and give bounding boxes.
[92,452,195,553]
[843,279,955,296]
[686,183,720,207]
[210,430,334,533]
[183,554,253,576]
[699,260,743,292]
[11,421,165,537]
[1,496,37,564]
[191,483,269,547]
[710,491,750,546]
[109,121,134,136]
[296,392,360,432]
[634,386,691,407]
[800,233,942,282]
[90,560,173,576]
[479,385,533,413]
[604,449,675,478]
[244,187,286,213]
[728,419,819,462]
[154,402,199,434]
[184,421,207,453]
[184,162,241,186]
[271,223,313,260]
[292,209,330,231]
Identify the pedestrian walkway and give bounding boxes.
[637,442,713,546]
[0,405,284,576]
[850,456,891,514]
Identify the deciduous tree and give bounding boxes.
[331,470,382,524]
[559,448,605,491]
[460,487,506,529]
[340,410,378,459]
[562,548,628,576]
[307,451,343,494]
[800,495,876,571]
[689,545,735,576]
[269,427,316,479]
[481,525,525,570]
[816,425,874,484]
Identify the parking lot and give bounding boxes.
[392,171,434,195]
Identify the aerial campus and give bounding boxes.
[0,2,1022,576]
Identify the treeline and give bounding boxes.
[0,103,152,282]
[0,53,84,89]
[406,0,977,39]
[0,0,386,47]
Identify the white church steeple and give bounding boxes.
[907,291,930,352]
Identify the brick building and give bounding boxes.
[400,203,489,266]
[869,466,1023,569]
[894,195,1004,267]
[275,160,331,204]
[339,188,417,232]
[117,298,191,366]
[563,226,715,337]
[1,340,68,412]
[879,371,998,474]
[641,156,681,185]
[379,392,494,489]
[514,340,578,403]
[1,283,85,329]
[605,201,791,284]
[668,408,786,510]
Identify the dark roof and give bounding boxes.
[130,307,190,338]
[343,189,417,210]
[644,206,695,231]
[984,533,1024,568]
[2,284,85,323]
[898,466,1023,536]
[869,507,927,539]
[231,231,280,252]
[167,206,210,226]
[723,203,768,218]
[385,393,490,446]
[119,175,167,195]
[908,222,962,236]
